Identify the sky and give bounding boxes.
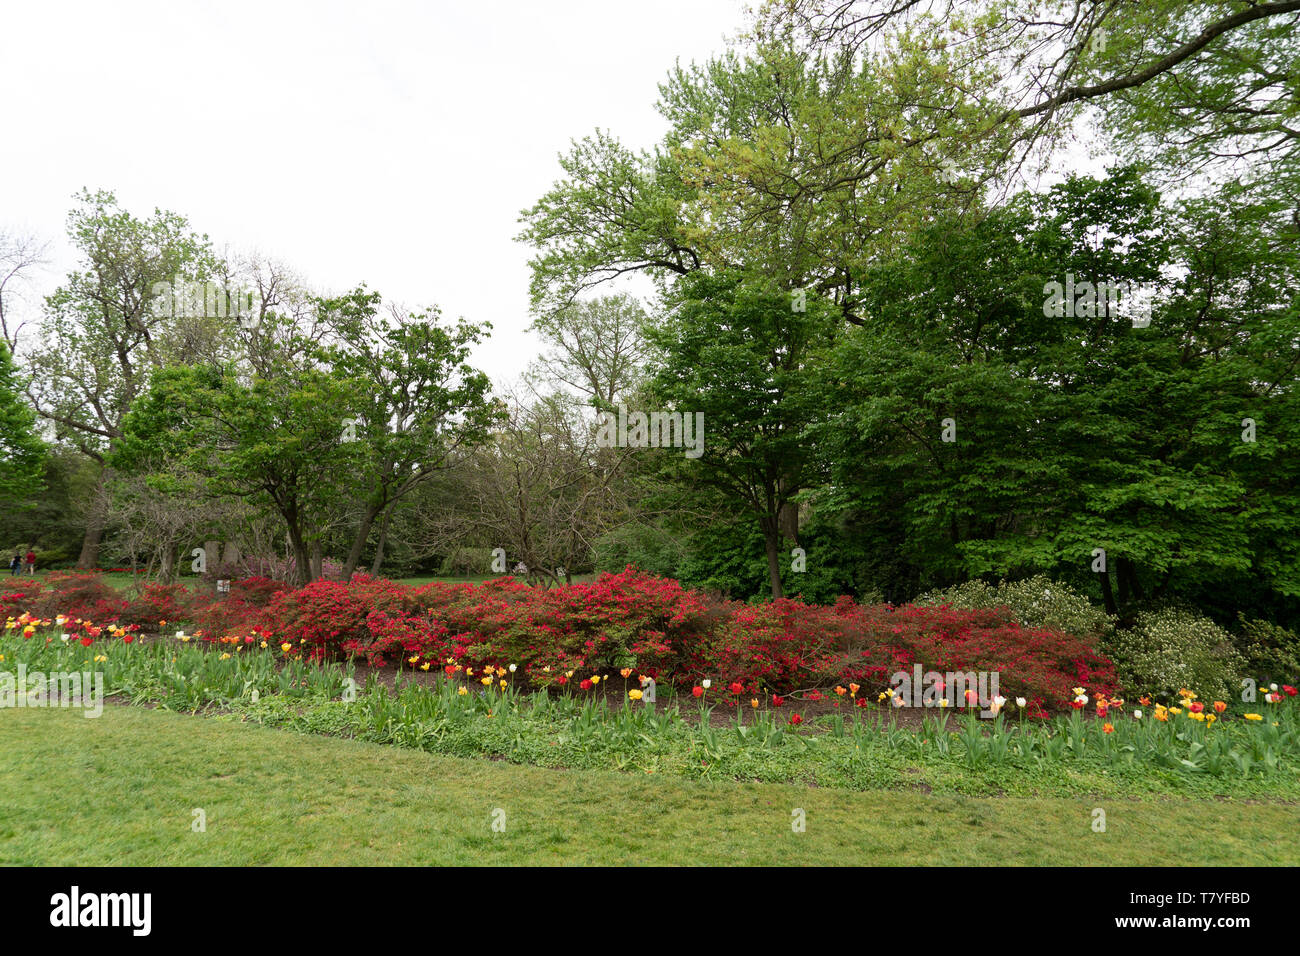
[0,0,750,382]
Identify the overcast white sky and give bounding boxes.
[1,0,749,382]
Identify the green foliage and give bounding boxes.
[1235,616,1300,687]
[1105,608,1248,702]
[0,339,44,505]
[437,547,494,578]
[916,575,1114,645]
[592,523,688,580]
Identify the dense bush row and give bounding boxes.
[2,567,1130,710]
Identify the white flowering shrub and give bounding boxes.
[916,575,1114,644]
[1106,608,1247,701]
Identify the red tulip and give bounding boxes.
[771,694,784,707]
[79,637,93,647]
[729,682,743,695]
[691,686,704,698]
[790,713,803,725]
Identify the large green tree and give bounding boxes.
[814,169,1300,618]
[0,339,44,507]
[28,189,218,567]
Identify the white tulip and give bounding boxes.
[1015,697,1027,708]
[701,679,711,689]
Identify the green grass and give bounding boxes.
[1,706,1297,866]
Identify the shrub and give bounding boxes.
[916,575,1114,645]
[1105,608,1247,701]
[5,566,1123,711]
[0,577,45,615]
[266,575,422,661]
[1235,616,1300,686]
[32,571,128,623]
[120,582,190,629]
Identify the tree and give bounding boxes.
[527,293,649,408]
[644,272,838,598]
[0,339,44,506]
[416,390,634,585]
[814,169,1300,619]
[115,360,368,587]
[27,189,217,567]
[0,228,49,351]
[760,0,1300,196]
[314,287,498,578]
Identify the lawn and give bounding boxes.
[1,706,1296,866]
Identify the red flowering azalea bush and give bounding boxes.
[836,603,1120,711]
[8,565,1119,711]
[265,575,424,661]
[117,582,191,629]
[0,577,45,614]
[31,571,129,623]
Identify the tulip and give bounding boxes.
[701,679,711,690]
[691,686,703,698]
[1102,723,1114,734]
[629,689,643,701]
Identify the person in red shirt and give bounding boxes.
[24,549,36,576]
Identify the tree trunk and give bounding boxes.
[77,469,108,569]
[761,515,784,599]
[1097,567,1118,616]
[285,523,312,587]
[310,539,323,580]
[342,501,383,579]
[369,510,392,577]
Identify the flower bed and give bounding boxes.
[0,567,1119,710]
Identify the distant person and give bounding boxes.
[8,553,19,576]
[24,549,36,575]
